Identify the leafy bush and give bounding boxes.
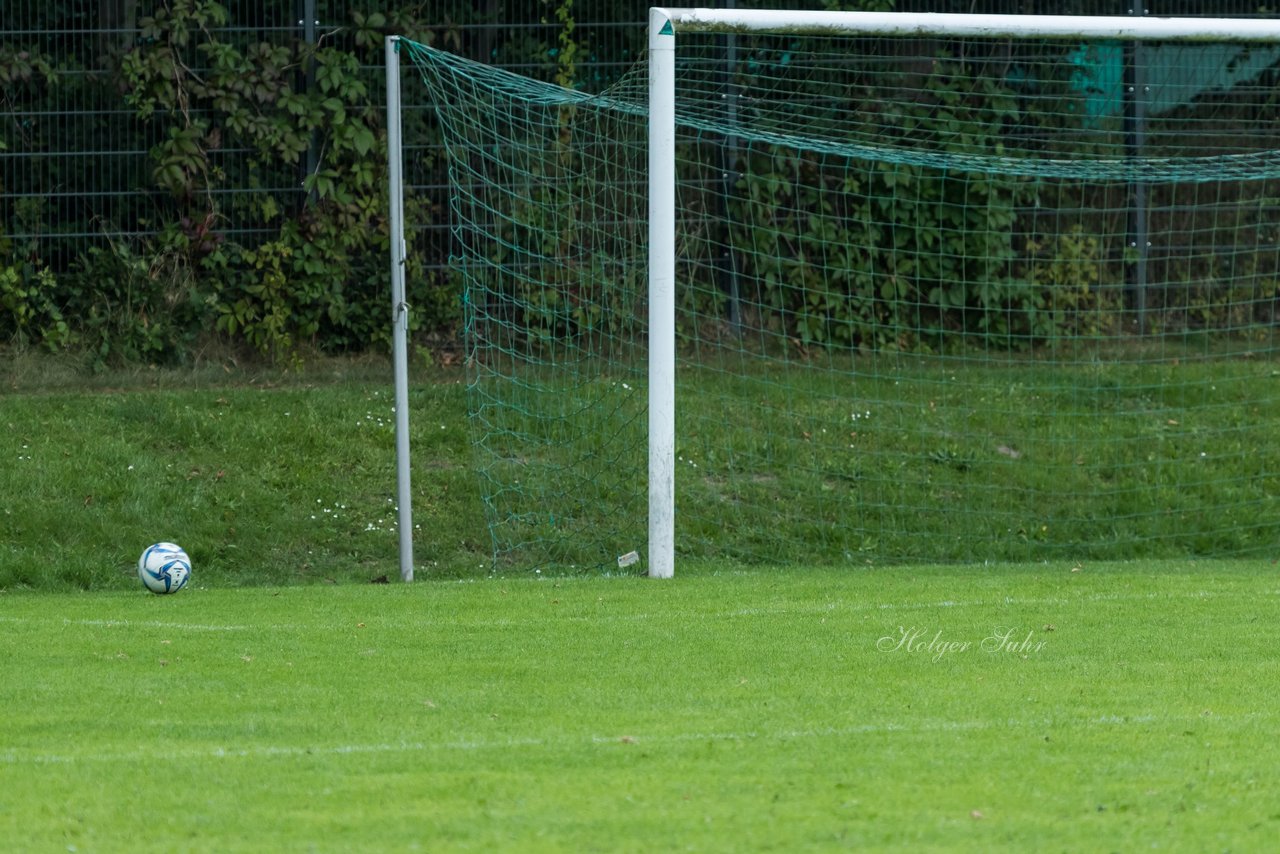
[1,1,460,365]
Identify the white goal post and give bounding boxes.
[644,8,1280,579]
[386,36,414,583]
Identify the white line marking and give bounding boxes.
[0,586,1274,634]
[0,617,253,632]
[1,711,1266,767]
[68,618,252,632]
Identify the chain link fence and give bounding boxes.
[1,1,1273,356]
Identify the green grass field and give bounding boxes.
[3,350,1277,588]
[470,347,1280,569]
[4,562,1280,851]
[2,354,1279,850]
[0,356,488,590]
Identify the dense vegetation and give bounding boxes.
[0,0,600,366]
[2,0,1277,366]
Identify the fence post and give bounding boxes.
[298,0,319,204]
[1125,4,1150,335]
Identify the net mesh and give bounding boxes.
[401,24,1280,570]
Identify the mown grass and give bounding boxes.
[1,354,488,590]
[478,347,1280,568]
[682,355,1280,562]
[3,561,1280,851]
[4,352,1279,850]
[3,347,1278,587]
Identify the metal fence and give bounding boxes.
[0,2,651,288]
[1,1,1274,339]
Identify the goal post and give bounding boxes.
[392,12,1280,579]
[648,9,677,579]
[385,35,414,582]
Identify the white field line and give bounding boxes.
[0,586,1274,635]
[722,587,1280,618]
[0,617,252,632]
[1,711,1267,768]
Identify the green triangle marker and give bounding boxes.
[658,20,674,36]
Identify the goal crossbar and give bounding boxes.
[653,8,1280,41]
[645,7,1280,579]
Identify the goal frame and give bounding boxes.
[645,8,1280,579]
[384,13,1280,582]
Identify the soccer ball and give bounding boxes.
[138,543,191,594]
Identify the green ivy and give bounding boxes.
[2,1,456,365]
[0,263,70,350]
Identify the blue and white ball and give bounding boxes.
[138,543,191,594]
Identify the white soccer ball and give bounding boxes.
[138,542,191,594]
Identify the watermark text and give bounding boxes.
[876,625,1048,662]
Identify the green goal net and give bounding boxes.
[400,18,1280,571]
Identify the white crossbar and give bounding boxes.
[657,8,1280,41]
